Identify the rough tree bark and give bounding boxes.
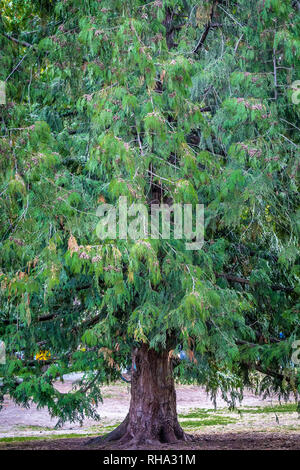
[90,344,190,446]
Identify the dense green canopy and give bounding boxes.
[0,0,299,426]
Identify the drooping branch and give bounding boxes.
[254,364,291,382]
[238,359,292,383]
[80,371,102,394]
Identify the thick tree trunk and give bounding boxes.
[92,344,189,446]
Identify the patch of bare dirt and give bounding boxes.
[1,380,299,448]
[1,381,296,438]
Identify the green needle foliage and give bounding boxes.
[0,0,299,427]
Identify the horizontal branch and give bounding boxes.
[236,333,280,348]
[72,313,102,334]
[199,106,212,112]
[216,273,294,293]
[3,33,34,48]
[37,313,58,322]
[2,312,58,325]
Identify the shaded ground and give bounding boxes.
[1,378,299,449]
[1,432,300,450]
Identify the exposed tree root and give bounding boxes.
[87,415,193,447]
[86,415,130,445]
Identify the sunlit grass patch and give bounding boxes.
[181,416,237,428]
[0,433,97,443]
[237,404,298,414]
[179,408,211,419]
[0,422,122,444]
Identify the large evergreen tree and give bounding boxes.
[0,0,299,445]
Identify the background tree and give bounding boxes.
[0,0,299,445]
